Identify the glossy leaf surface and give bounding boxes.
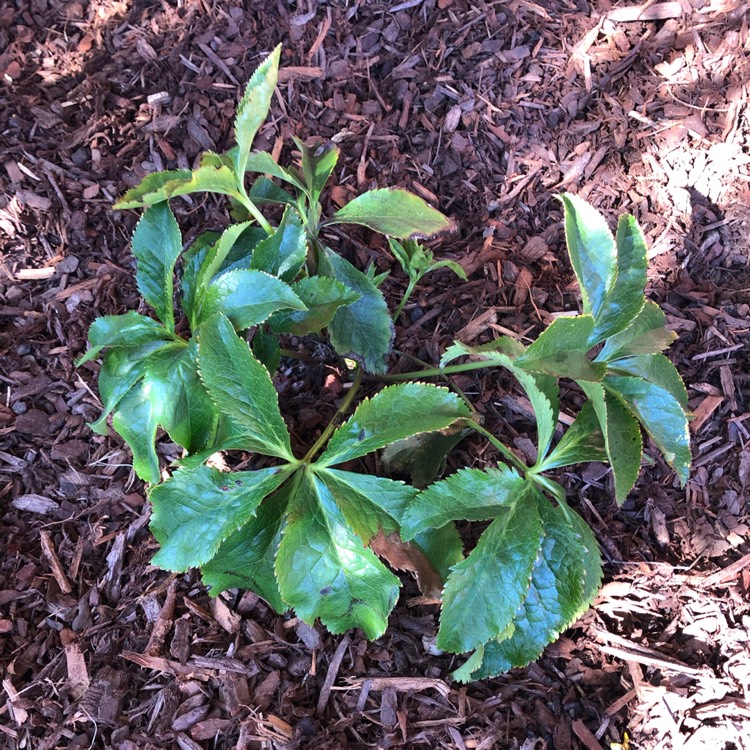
[319,248,393,374]
[150,464,289,571]
[330,188,455,239]
[317,383,470,468]
[276,470,400,638]
[198,314,293,459]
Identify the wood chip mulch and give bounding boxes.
[1,1,749,748]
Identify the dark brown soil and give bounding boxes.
[1,1,749,748]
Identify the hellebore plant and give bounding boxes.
[79,47,691,681]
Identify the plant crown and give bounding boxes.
[78,47,691,682]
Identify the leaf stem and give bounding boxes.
[302,365,364,463]
[378,359,503,382]
[392,276,419,322]
[236,189,275,235]
[392,349,474,412]
[471,422,528,474]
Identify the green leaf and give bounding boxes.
[457,494,600,680]
[317,383,471,468]
[516,315,605,381]
[605,376,691,485]
[329,188,455,239]
[252,326,281,375]
[538,401,607,471]
[412,523,464,583]
[89,341,167,434]
[149,464,290,571]
[439,340,558,460]
[198,314,293,460]
[276,470,400,638]
[579,381,643,503]
[388,238,467,282]
[441,336,525,367]
[200,481,291,611]
[560,193,616,318]
[143,341,217,452]
[199,269,306,330]
[115,165,241,209]
[401,466,527,540]
[111,381,160,483]
[293,137,339,203]
[249,207,307,282]
[382,423,470,489]
[195,222,255,296]
[248,175,295,205]
[437,482,543,653]
[131,203,183,330]
[608,354,688,409]
[319,247,394,374]
[596,301,675,361]
[234,45,281,176]
[314,468,418,542]
[77,312,170,365]
[181,232,220,326]
[268,277,360,335]
[245,151,306,193]
[589,214,648,344]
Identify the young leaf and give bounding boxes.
[89,341,167,434]
[115,166,241,209]
[515,315,605,381]
[195,222,255,295]
[199,269,306,330]
[605,375,691,485]
[607,354,689,409]
[249,207,307,282]
[318,248,394,374]
[596,300,675,361]
[588,214,648,345]
[437,482,543,653]
[77,311,170,365]
[317,383,471,468]
[293,137,339,204]
[579,381,643,503]
[537,400,607,471]
[234,45,281,176]
[149,464,290,571]
[276,470,400,638]
[387,238,467,282]
[455,494,600,680]
[268,277,360,335]
[111,382,161,483]
[329,188,455,239]
[441,336,525,367]
[143,341,217,452]
[245,151,307,193]
[197,313,294,460]
[131,202,183,331]
[401,466,528,540]
[181,232,220,326]
[314,468,418,542]
[560,193,616,318]
[200,481,291,611]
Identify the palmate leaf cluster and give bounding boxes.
[78,47,692,682]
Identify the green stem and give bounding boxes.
[392,276,419,322]
[236,189,274,236]
[379,359,503,383]
[471,422,528,474]
[392,349,474,412]
[302,365,363,463]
